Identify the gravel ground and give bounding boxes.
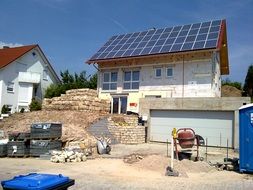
[0,143,252,190]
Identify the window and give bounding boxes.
[123,70,140,90]
[7,82,14,93]
[43,69,48,80]
[102,72,117,90]
[154,68,162,78]
[166,67,173,77]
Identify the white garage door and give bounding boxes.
[150,110,234,147]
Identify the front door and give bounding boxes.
[112,96,127,114]
[18,82,33,110]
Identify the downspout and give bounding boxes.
[182,55,185,98]
[92,63,100,96]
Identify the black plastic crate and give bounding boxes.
[31,123,62,139]
[0,144,7,157]
[7,141,30,157]
[8,132,30,141]
[30,140,62,157]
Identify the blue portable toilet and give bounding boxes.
[239,103,253,173]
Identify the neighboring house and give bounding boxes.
[0,45,60,113]
[86,19,250,148]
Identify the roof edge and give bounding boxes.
[85,48,216,64]
[0,44,38,70]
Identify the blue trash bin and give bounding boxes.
[1,173,75,190]
[239,103,253,173]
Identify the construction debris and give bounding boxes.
[208,157,239,172]
[123,154,144,164]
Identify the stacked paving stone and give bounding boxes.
[108,115,146,144]
[42,89,110,114]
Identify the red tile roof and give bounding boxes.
[0,45,37,69]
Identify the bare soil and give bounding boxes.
[221,85,242,97]
[0,110,107,142]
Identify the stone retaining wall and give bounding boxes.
[42,89,110,114]
[108,116,146,144]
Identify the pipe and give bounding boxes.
[92,64,100,95]
[171,136,174,169]
[182,55,185,97]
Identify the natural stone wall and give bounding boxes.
[108,115,146,144]
[42,89,110,114]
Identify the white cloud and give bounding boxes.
[0,41,23,49]
[109,18,128,33]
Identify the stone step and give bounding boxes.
[88,117,118,144]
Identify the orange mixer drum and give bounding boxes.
[177,128,195,148]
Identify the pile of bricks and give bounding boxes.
[108,115,146,144]
[42,89,110,114]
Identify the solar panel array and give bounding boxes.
[89,20,222,61]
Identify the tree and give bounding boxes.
[60,70,74,84]
[45,70,97,98]
[243,65,253,97]
[87,73,97,89]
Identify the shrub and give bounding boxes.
[1,105,9,114]
[29,99,42,111]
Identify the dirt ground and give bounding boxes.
[0,110,106,142]
[0,143,252,190]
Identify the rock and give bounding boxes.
[50,155,59,163]
[66,150,74,157]
[58,155,66,163]
[50,149,88,163]
[81,155,87,162]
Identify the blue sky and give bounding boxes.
[0,0,252,83]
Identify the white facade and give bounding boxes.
[0,47,59,113]
[98,51,222,114]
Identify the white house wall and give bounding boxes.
[0,59,20,112]
[0,47,58,112]
[0,80,2,109]
[19,47,58,98]
[98,52,221,113]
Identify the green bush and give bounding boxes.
[1,105,9,114]
[29,99,42,111]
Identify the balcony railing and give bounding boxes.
[18,72,40,83]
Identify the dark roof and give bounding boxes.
[0,45,37,69]
[87,19,226,64]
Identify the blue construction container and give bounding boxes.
[239,103,253,173]
[1,173,75,190]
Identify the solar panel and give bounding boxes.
[88,19,223,61]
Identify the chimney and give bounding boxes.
[3,46,10,49]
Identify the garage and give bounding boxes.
[150,110,234,147]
